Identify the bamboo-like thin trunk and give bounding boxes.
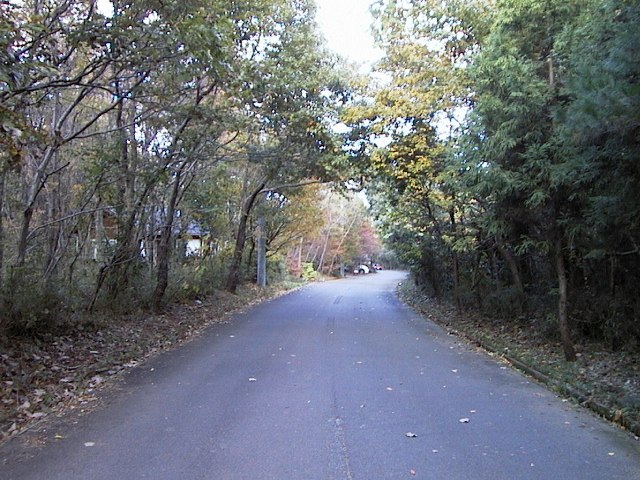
[555,237,577,362]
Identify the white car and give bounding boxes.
[354,265,370,274]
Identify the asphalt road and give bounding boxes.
[2,271,639,479]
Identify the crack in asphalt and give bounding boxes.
[331,415,353,480]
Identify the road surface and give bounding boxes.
[1,271,639,479]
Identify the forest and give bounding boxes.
[0,0,382,332]
[1,0,639,363]
[348,0,640,360]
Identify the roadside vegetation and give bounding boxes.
[356,0,640,434]
[0,0,384,334]
[347,0,640,362]
[2,0,639,445]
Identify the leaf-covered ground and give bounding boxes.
[0,284,299,444]
[398,282,640,437]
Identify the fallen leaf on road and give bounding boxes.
[459,418,470,423]
[405,432,418,438]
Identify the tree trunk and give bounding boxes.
[256,215,266,288]
[15,147,53,267]
[0,169,5,287]
[152,167,183,312]
[101,77,139,303]
[471,251,483,310]
[16,206,34,267]
[449,208,463,314]
[88,186,151,311]
[246,236,256,277]
[495,238,524,294]
[317,210,332,274]
[44,163,63,279]
[426,254,442,300]
[328,211,359,275]
[495,237,525,313]
[490,250,501,289]
[555,237,577,362]
[318,231,330,274]
[226,181,266,293]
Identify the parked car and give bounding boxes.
[354,264,370,274]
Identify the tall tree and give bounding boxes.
[223,0,347,292]
[468,0,585,360]
[551,0,640,345]
[345,0,490,300]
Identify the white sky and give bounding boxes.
[315,0,383,71]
